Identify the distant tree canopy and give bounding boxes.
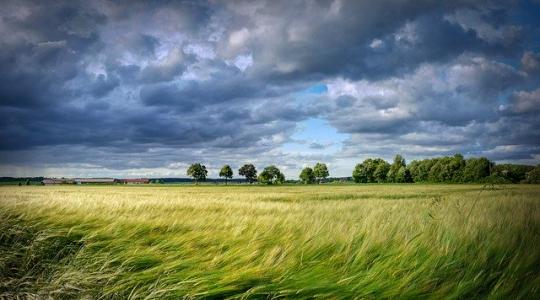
[395,165,413,183]
[353,154,537,184]
[239,164,257,183]
[313,163,329,183]
[219,165,233,184]
[462,157,492,182]
[406,155,481,183]
[353,158,389,183]
[258,165,285,185]
[525,165,540,183]
[492,164,534,183]
[187,163,208,184]
[299,167,315,184]
[387,155,410,183]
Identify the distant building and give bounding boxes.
[74,178,115,184]
[42,178,65,185]
[115,178,150,184]
[42,178,149,185]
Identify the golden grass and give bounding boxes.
[1,184,539,299]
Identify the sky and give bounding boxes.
[1,0,539,178]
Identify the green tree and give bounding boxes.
[187,163,208,184]
[277,172,285,184]
[462,157,492,182]
[219,165,233,185]
[353,158,390,183]
[352,162,368,183]
[299,167,315,184]
[374,160,390,183]
[428,158,443,182]
[426,154,466,183]
[258,165,285,185]
[387,154,406,183]
[395,166,413,183]
[409,159,436,182]
[449,154,466,182]
[408,160,421,182]
[492,164,534,183]
[313,163,329,183]
[525,165,540,183]
[239,164,257,184]
[363,159,377,182]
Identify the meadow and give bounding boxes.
[1,184,539,299]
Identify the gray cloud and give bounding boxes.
[522,51,540,74]
[0,0,539,177]
[508,88,540,114]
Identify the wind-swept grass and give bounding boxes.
[1,184,539,298]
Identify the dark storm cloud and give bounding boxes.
[222,0,521,81]
[139,75,267,108]
[0,0,539,176]
[87,74,120,98]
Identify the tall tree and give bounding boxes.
[258,165,285,185]
[219,165,233,185]
[299,167,315,184]
[239,164,257,184]
[187,163,208,184]
[313,162,329,183]
[395,166,413,183]
[374,160,390,183]
[449,154,466,182]
[387,154,406,183]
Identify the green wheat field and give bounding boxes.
[1,184,539,299]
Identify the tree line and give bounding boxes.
[353,154,540,184]
[186,154,540,184]
[186,163,327,185]
[187,163,287,185]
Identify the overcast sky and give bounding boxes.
[1,0,539,178]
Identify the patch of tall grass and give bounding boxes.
[0,184,539,298]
